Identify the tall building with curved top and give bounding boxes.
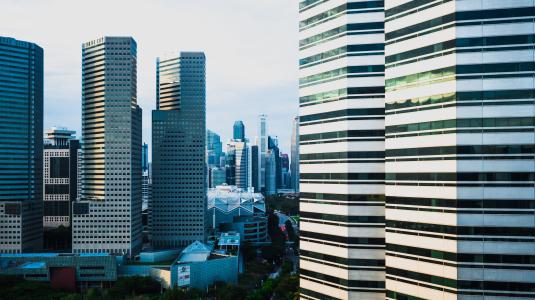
[384,1,535,299]
[151,52,206,249]
[73,36,142,257]
[0,37,44,254]
[298,0,386,299]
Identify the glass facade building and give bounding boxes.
[72,37,143,257]
[298,1,386,299]
[233,120,245,141]
[0,37,44,254]
[151,52,206,249]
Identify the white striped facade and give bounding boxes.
[299,1,386,299]
[385,1,535,299]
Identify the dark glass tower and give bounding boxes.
[233,120,245,141]
[0,37,44,253]
[152,52,206,249]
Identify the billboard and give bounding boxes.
[177,265,190,287]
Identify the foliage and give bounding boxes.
[264,195,299,216]
[284,220,296,243]
[108,276,162,298]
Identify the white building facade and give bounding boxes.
[298,1,386,299]
[384,1,535,299]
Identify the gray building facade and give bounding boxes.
[151,52,206,249]
[73,37,143,258]
[0,37,44,254]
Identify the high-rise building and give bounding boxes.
[258,115,268,192]
[265,150,277,196]
[152,52,206,249]
[280,153,290,189]
[209,167,226,188]
[384,2,535,299]
[43,127,79,251]
[43,127,78,229]
[207,129,223,167]
[73,37,143,257]
[251,145,260,192]
[0,37,44,254]
[268,136,282,189]
[142,143,149,172]
[227,140,250,189]
[290,116,300,192]
[233,121,245,141]
[298,1,386,299]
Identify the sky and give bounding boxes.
[0,0,299,154]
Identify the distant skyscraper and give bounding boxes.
[280,153,290,189]
[207,130,223,167]
[385,2,535,299]
[251,145,259,192]
[268,136,282,189]
[233,121,245,141]
[73,37,143,257]
[0,37,44,253]
[142,143,149,172]
[298,1,386,298]
[265,150,276,196]
[290,116,299,192]
[152,52,206,249]
[258,115,268,192]
[227,140,249,189]
[209,167,226,188]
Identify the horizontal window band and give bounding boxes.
[385,0,452,19]
[302,173,384,180]
[387,205,533,215]
[300,43,384,67]
[386,156,535,162]
[301,269,386,288]
[300,1,384,30]
[301,211,385,223]
[300,108,384,123]
[301,130,385,141]
[386,145,534,158]
[300,87,384,104]
[300,249,385,267]
[386,220,535,236]
[301,230,385,245]
[386,128,534,139]
[385,172,534,182]
[385,196,535,209]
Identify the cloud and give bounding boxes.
[0,0,299,152]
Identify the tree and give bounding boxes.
[284,220,296,243]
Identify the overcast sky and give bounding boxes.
[0,0,299,154]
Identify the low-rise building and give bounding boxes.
[207,185,267,243]
[0,253,117,291]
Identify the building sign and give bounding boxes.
[177,265,190,287]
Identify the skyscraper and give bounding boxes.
[73,37,143,257]
[227,140,250,190]
[265,150,277,196]
[43,127,79,251]
[258,115,268,192]
[0,37,43,254]
[298,1,386,299]
[251,145,260,192]
[207,129,223,167]
[290,116,300,192]
[384,2,535,299]
[152,52,206,249]
[142,143,149,172]
[233,120,245,141]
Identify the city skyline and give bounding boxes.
[0,0,299,152]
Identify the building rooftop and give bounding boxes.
[207,185,265,214]
[218,232,240,247]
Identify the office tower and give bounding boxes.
[280,153,290,188]
[384,2,535,299]
[43,127,79,251]
[73,37,143,257]
[298,1,386,299]
[233,121,245,141]
[258,115,268,192]
[152,52,206,249]
[0,37,44,254]
[225,145,236,186]
[142,143,149,172]
[228,140,249,189]
[209,167,226,188]
[207,130,223,167]
[251,145,260,192]
[264,150,277,196]
[268,136,282,189]
[290,116,300,192]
